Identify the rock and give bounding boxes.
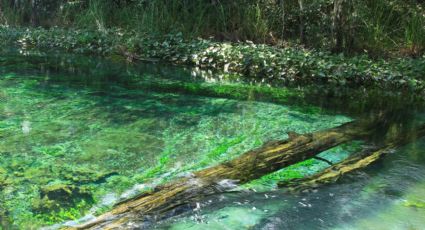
[41,184,76,199]
[32,183,94,212]
[60,167,117,184]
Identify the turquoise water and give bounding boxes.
[154,141,425,230]
[1,48,424,229]
[0,49,354,228]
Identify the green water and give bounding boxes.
[153,141,425,230]
[0,49,353,228]
[1,48,424,230]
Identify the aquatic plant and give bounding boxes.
[244,141,364,191]
[0,52,353,228]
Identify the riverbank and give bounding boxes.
[1,26,425,98]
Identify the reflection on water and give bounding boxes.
[0,48,424,229]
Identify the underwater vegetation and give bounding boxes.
[0,50,354,228]
[147,139,425,230]
[1,39,424,230]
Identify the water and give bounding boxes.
[0,48,424,229]
[155,143,425,230]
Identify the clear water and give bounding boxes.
[154,142,425,230]
[0,48,424,229]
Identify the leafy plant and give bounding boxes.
[2,27,425,97]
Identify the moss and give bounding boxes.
[34,199,93,226]
[59,167,117,184]
[33,183,94,211]
[30,183,95,225]
[243,141,364,191]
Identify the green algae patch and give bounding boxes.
[403,200,425,209]
[33,183,94,213]
[243,141,364,191]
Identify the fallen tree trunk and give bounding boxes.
[66,117,391,229]
[281,146,392,191]
[279,124,425,191]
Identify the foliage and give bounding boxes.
[2,27,425,98]
[1,0,424,55]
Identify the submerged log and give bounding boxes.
[66,117,392,229]
[279,124,425,191]
[279,146,391,192]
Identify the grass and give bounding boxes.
[104,0,425,56]
[65,0,270,42]
[404,12,425,55]
[2,0,423,55]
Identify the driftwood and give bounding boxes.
[279,124,425,191]
[66,118,385,229]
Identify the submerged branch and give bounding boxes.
[279,124,425,192]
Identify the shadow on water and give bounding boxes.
[2,48,424,118]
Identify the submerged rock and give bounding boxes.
[60,167,117,184]
[32,183,94,212]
